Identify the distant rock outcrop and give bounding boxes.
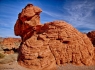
[87,31,95,65]
[87,31,95,47]
[0,37,21,54]
[14,4,95,70]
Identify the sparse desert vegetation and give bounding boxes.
[0,37,20,64]
[0,53,5,59]
[0,53,18,64]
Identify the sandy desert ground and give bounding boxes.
[0,47,95,70]
[0,53,95,70]
[0,51,95,70]
[0,61,95,70]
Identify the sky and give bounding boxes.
[0,0,95,37]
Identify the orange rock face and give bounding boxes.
[14,4,42,41]
[87,31,95,46]
[14,4,95,70]
[87,31,95,65]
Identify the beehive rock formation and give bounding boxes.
[14,4,95,70]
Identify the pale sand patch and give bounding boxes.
[0,61,31,70]
[57,64,95,70]
[0,62,95,70]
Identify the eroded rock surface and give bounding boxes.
[87,31,95,65]
[87,31,95,46]
[14,4,56,70]
[14,4,95,70]
[14,4,42,41]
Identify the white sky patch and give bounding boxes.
[62,0,95,32]
[43,11,62,18]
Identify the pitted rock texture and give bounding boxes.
[14,4,95,70]
[37,21,94,66]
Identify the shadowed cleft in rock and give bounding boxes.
[14,4,95,70]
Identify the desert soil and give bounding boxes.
[0,61,95,70]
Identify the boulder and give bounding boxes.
[14,4,95,70]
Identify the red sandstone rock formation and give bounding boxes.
[93,49,95,65]
[87,31,95,65]
[14,4,56,70]
[14,4,95,70]
[14,4,42,41]
[87,31,95,46]
[1,37,21,49]
[0,37,21,54]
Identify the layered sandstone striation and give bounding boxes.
[14,4,56,70]
[14,4,95,70]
